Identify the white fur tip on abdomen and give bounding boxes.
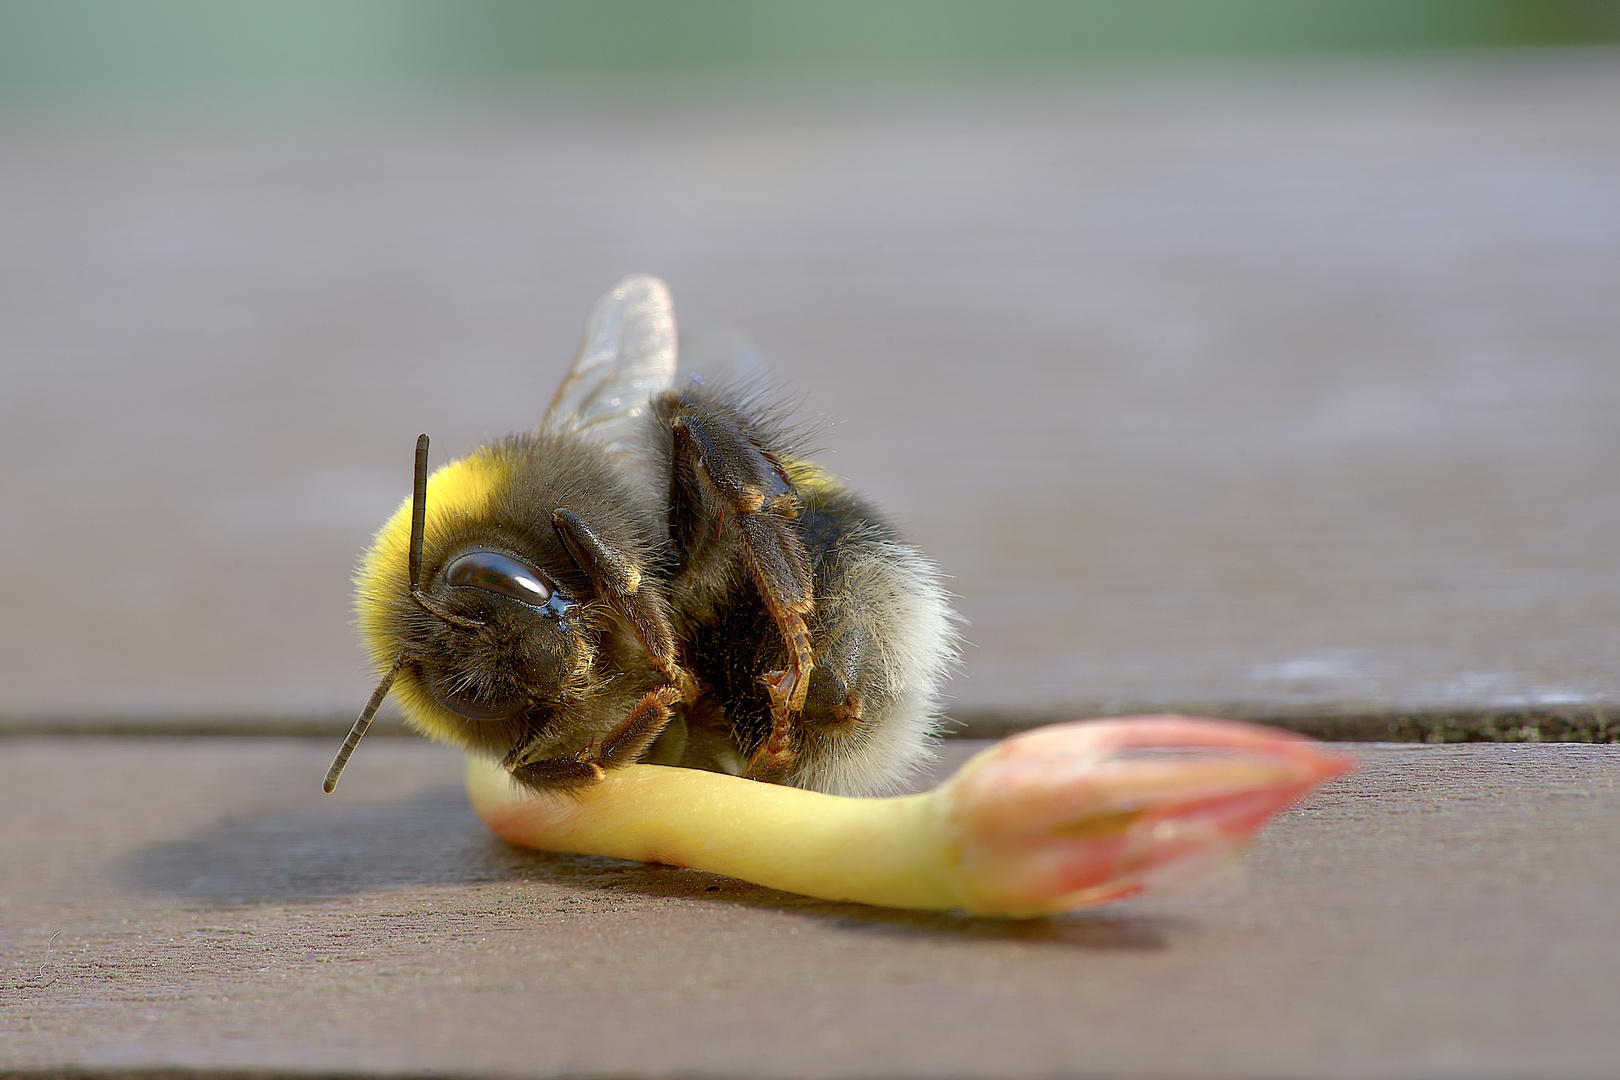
[788,536,962,797]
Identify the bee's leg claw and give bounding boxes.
[742,670,801,780]
[746,727,796,780]
[745,748,795,781]
[774,616,814,712]
[762,666,806,718]
[749,644,863,781]
[509,685,682,793]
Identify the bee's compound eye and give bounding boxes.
[445,550,553,608]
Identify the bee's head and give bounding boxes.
[326,434,594,791]
[410,547,584,724]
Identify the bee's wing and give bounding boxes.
[542,275,677,450]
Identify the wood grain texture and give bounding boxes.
[2,736,1618,1076]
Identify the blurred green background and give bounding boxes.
[2,0,1618,108]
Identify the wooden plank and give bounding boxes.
[2,736,1618,1076]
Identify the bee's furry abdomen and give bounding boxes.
[783,485,959,796]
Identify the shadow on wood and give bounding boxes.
[122,780,1168,949]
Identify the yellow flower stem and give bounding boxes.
[466,756,967,911]
[466,717,1354,917]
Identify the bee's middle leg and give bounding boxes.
[745,619,867,783]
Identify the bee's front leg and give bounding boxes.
[507,507,693,793]
[507,684,685,792]
[552,507,693,699]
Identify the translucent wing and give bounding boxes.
[543,275,677,455]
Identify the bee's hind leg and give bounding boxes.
[663,399,816,768]
[745,621,865,783]
[508,684,685,792]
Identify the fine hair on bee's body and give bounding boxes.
[328,276,958,798]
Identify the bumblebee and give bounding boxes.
[324,276,957,798]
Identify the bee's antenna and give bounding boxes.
[403,432,482,630]
[324,654,404,793]
[324,433,431,794]
[409,432,429,591]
